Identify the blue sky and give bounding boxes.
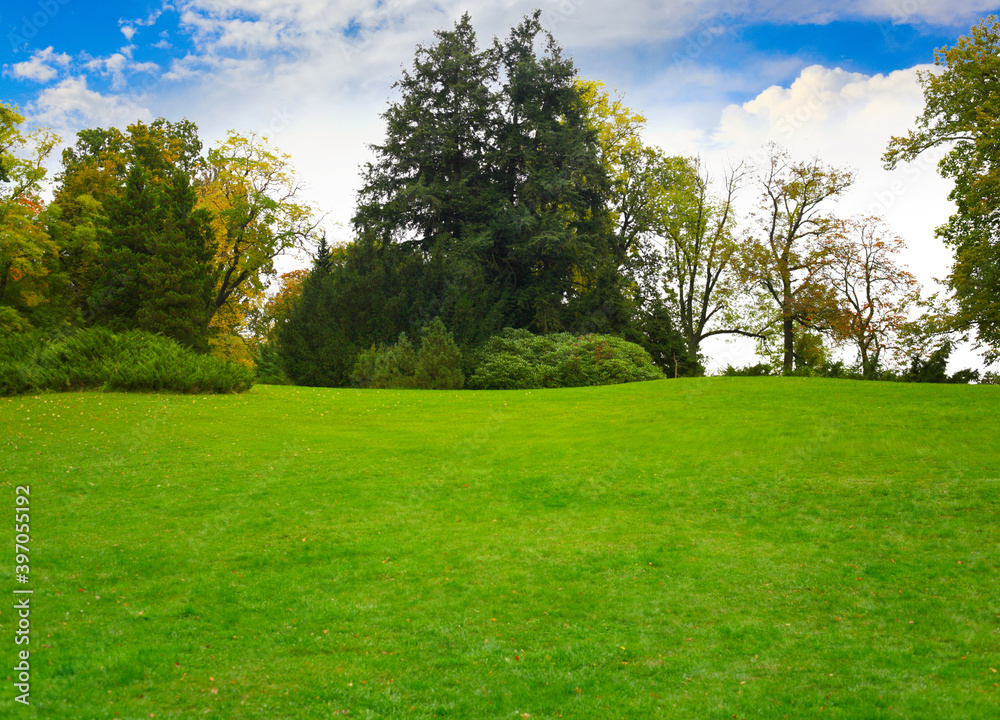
[0,3,984,111]
[2,0,998,367]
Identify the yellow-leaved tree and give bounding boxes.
[198,131,322,364]
[0,103,59,331]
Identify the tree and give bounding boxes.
[576,80,663,306]
[883,15,1000,364]
[51,118,206,322]
[0,104,59,329]
[824,217,920,377]
[741,145,854,373]
[352,12,619,345]
[354,14,499,253]
[0,195,60,331]
[275,240,351,387]
[636,299,700,377]
[256,268,309,342]
[414,317,464,389]
[198,131,321,332]
[89,165,215,350]
[493,13,616,333]
[655,156,758,368]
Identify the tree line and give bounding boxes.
[2,12,997,386]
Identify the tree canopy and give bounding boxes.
[0,103,60,331]
[741,146,854,373]
[884,14,1000,365]
[6,13,997,384]
[353,12,621,343]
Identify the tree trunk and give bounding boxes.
[782,290,795,374]
[686,347,699,373]
[782,315,794,373]
[861,347,876,379]
[686,332,699,373]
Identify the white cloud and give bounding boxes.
[162,53,212,81]
[850,0,998,25]
[4,46,72,83]
[84,52,160,91]
[708,64,955,282]
[165,0,999,66]
[121,26,138,41]
[29,76,153,130]
[124,0,174,28]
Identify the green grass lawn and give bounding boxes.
[2,378,999,719]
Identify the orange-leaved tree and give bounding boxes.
[823,217,920,377]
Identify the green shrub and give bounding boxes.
[904,342,979,384]
[0,327,255,396]
[350,334,418,389]
[349,344,382,388]
[414,318,464,389]
[0,306,33,334]
[350,319,465,390]
[467,329,663,390]
[719,363,775,377]
[369,334,418,388]
[254,342,292,385]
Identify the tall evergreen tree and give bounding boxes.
[352,12,622,345]
[354,14,500,252]
[51,118,208,325]
[90,165,214,349]
[277,243,349,387]
[492,11,618,333]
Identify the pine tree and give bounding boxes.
[414,317,465,389]
[277,247,348,387]
[90,165,214,349]
[352,12,622,344]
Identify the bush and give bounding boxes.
[905,342,979,384]
[414,318,464,389]
[467,328,663,390]
[719,362,775,377]
[254,341,292,385]
[350,319,464,389]
[0,306,33,334]
[0,327,255,396]
[353,334,418,388]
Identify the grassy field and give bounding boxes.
[1,378,999,719]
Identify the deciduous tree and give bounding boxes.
[199,131,321,331]
[0,104,59,329]
[884,15,1000,364]
[576,80,663,302]
[824,217,920,377]
[656,156,757,368]
[741,145,854,373]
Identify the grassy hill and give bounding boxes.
[2,378,998,718]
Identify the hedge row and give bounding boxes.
[0,327,255,396]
